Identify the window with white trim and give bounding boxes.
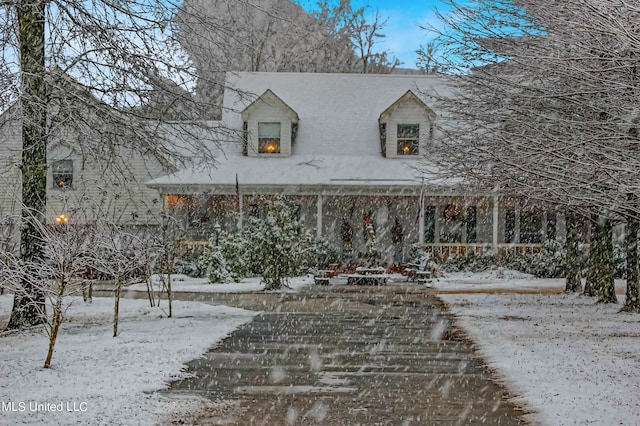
[258,122,281,154]
[52,160,73,189]
[397,124,419,155]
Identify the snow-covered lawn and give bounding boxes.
[438,274,640,426]
[0,295,256,426]
[1,271,638,425]
[126,274,315,293]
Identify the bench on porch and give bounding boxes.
[405,256,433,286]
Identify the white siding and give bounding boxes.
[0,117,165,225]
[246,103,292,157]
[47,147,166,224]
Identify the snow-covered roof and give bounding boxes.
[379,90,436,123]
[147,152,451,195]
[148,72,457,193]
[241,89,299,123]
[223,72,451,157]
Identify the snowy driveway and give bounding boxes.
[161,285,528,425]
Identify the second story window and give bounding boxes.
[397,124,419,155]
[52,159,73,189]
[258,122,281,154]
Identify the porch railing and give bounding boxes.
[423,243,545,259]
[177,240,548,260]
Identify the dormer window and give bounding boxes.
[242,90,298,157]
[258,122,281,154]
[379,91,435,158]
[397,124,419,155]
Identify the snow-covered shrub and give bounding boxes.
[613,243,626,279]
[310,239,341,269]
[199,196,312,288]
[443,240,570,278]
[442,244,500,273]
[199,242,232,284]
[247,197,313,289]
[175,251,206,278]
[525,239,566,277]
[199,230,251,282]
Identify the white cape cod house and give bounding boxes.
[148,72,563,262]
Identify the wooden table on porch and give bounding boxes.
[346,267,388,285]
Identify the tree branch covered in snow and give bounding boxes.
[423,0,640,219]
[421,0,640,305]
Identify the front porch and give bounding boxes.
[164,190,565,264]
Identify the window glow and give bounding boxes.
[397,124,419,155]
[52,159,73,189]
[258,122,281,154]
[55,214,69,223]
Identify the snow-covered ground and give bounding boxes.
[437,272,640,426]
[1,272,638,425]
[0,295,256,426]
[126,274,315,293]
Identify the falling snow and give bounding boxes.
[1,274,638,425]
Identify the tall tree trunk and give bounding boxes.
[6,0,48,330]
[598,218,617,303]
[565,211,582,292]
[585,214,616,302]
[621,217,640,312]
[584,214,600,297]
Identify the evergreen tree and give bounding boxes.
[248,197,312,290]
[200,196,312,289]
[200,236,233,284]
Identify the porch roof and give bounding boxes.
[146,151,461,195]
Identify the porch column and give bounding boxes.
[492,195,499,249]
[316,194,323,239]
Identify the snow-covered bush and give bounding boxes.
[518,240,566,278]
[199,230,249,282]
[199,242,232,284]
[613,243,627,279]
[175,251,206,278]
[310,239,341,268]
[224,230,258,278]
[443,240,571,278]
[199,196,312,289]
[247,197,313,289]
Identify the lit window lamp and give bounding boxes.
[266,143,277,153]
[55,214,69,224]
